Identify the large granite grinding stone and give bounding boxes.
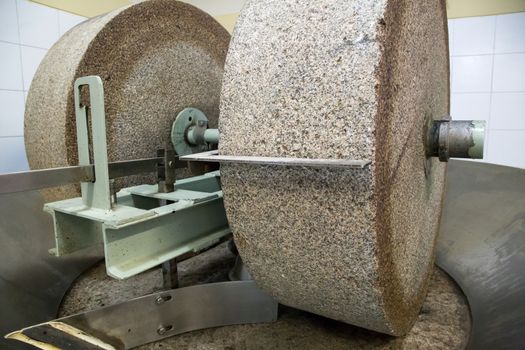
[25,0,230,201]
[219,0,449,336]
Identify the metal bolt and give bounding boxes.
[109,179,117,206]
[155,294,172,305]
[157,325,172,335]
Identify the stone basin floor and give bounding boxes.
[60,242,470,350]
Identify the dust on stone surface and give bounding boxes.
[60,243,469,349]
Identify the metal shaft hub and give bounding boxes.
[427,119,486,162]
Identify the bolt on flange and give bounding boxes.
[171,107,220,156]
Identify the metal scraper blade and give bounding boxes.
[180,150,370,169]
[0,157,162,195]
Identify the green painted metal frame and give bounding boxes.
[45,76,231,279]
[75,76,112,210]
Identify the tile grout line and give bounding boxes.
[14,0,28,165]
[451,51,525,58]
[0,88,26,93]
[449,19,454,91]
[12,0,21,46]
[484,14,499,161]
[0,135,24,139]
[449,19,454,57]
[14,0,26,92]
[0,39,48,51]
[56,7,61,42]
[453,90,525,94]
[490,129,525,132]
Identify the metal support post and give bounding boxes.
[161,258,179,290]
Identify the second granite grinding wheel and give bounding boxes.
[220,0,449,336]
[24,0,230,201]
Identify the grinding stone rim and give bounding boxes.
[373,0,450,334]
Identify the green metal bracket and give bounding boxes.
[45,171,229,279]
[74,76,112,210]
[45,76,231,279]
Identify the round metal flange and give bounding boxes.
[171,108,210,156]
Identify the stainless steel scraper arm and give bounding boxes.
[0,157,162,195]
[180,150,371,169]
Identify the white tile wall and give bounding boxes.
[490,93,525,130]
[0,41,23,90]
[0,0,86,173]
[453,16,496,56]
[0,137,29,173]
[0,0,20,43]
[448,20,455,56]
[451,93,491,121]
[0,90,25,137]
[58,11,85,36]
[487,131,525,168]
[495,12,525,53]
[451,55,493,92]
[449,12,525,168]
[493,53,525,92]
[17,0,60,49]
[20,45,47,90]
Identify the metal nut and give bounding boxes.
[154,294,172,305]
[157,325,172,335]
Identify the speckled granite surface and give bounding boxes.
[219,0,449,335]
[24,0,230,201]
[59,244,470,349]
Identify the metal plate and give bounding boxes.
[436,160,525,350]
[181,150,370,168]
[0,158,161,195]
[0,190,100,350]
[6,280,278,350]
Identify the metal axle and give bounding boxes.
[178,113,485,165]
[427,119,485,162]
[187,127,220,145]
